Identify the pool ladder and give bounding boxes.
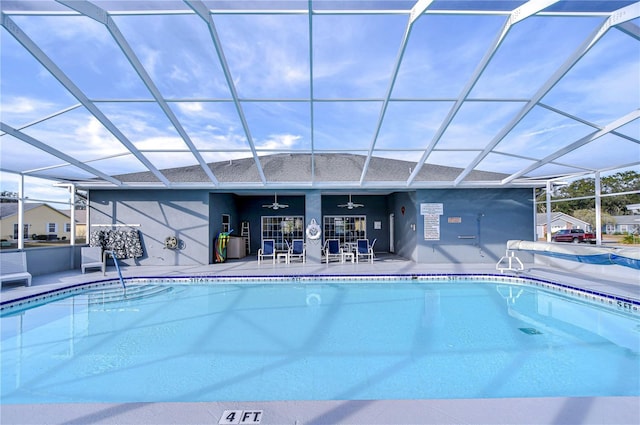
[105,250,126,292]
[496,249,524,273]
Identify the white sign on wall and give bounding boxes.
[424,215,440,240]
[421,203,443,240]
[420,203,443,216]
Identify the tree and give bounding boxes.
[536,171,640,216]
[572,209,616,230]
[601,171,640,215]
[0,191,18,202]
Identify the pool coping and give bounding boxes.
[1,396,639,425]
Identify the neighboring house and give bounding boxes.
[59,208,87,238]
[626,204,640,214]
[0,203,75,241]
[606,215,640,234]
[536,212,591,240]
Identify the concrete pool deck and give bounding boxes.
[2,254,639,424]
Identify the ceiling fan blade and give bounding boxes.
[339,194,364,208]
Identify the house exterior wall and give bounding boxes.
[416,188,533,264]
[235,194,306,255]
[391,191,418,262]
[606,215,640,234]
[90,190,211,266]
[88,188,534,266]
[0,205,72,241]
[210,193,240,262]
[535,213,591,240]
[321,194,390,252]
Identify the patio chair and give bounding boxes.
[81,246,106,275]
[257,239,276,264]
[0,251,32,287]
[324,239,343,264]
[356,239,375,264]
[289,239,306,263]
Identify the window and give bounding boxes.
[47,223,57,233]
[261,216,304,251]
[13,224,30,239]
[65,223,71,232]
[222,214,230,233]
[323,215,366,245]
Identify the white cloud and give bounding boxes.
[140,45,161,80]
[75,117,113,146]
[176,102,204,114]
[17,15,110,44]
[2,96,53,114]
[134,136,187,150]
[519,123,583,139]
[169,65,191,83]
[213,14,310,96]
[0,96,63,126]
[256,134,301,150]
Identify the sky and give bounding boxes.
[0,0,639,204]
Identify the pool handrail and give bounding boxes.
[105,250,126,291]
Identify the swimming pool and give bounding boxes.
[1,275,639,404]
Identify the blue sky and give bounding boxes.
[0,1,638,203]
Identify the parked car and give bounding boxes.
[551,229,596,244]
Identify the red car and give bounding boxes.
[551,229,596,244]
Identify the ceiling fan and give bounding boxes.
[338,194,364,209]
[262,193,289,210]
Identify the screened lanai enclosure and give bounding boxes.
[0,1,638,267]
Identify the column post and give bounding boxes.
[305,190,322,263]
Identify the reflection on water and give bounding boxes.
[501,285,639,353]
[2,281,638,403]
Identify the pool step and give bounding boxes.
[87,285,173,305]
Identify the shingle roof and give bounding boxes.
[0,203,78,221]
[0,203,45,219]
[113,153,509,186]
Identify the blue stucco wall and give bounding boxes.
[90,190,210,266]
[235,194,306,255]
[415,188,534,264]
[391,192,418,262]
[87,188,534,266]
[210,193,240,262]
[321,195,391,253]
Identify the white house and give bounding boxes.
[535,212,591,240]
[606,215,640,234]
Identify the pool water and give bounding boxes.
[1,280,639,403]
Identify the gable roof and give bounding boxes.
[0,203,45,220]
[0,203,73,221]
[111,153,511,189]
[535,212,590,228]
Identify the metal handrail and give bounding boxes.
[105,250,126,291]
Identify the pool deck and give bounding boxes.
[2,254,639,425]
